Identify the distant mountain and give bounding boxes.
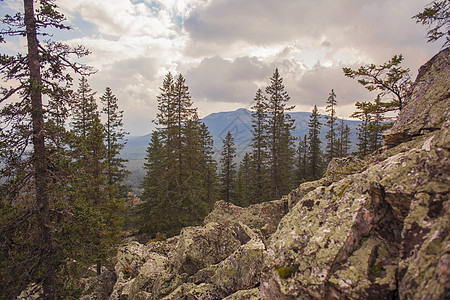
[202,108,361,159]
[122,108,361,189]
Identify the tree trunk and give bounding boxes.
[24,0,57,298]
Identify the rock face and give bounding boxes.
[383,47,450,148]
[109,49,449,299]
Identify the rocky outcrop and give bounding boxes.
[383,47,449,148]
[109,48,449,299]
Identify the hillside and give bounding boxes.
[105,46,450,299]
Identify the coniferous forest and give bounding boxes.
[0,0,447,298]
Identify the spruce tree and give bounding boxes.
[352,101,371,157]
[367,96,387,153]
[236,153,252,207]
[199,123,219,205]
[100,87,130,197]
[307,106,324,180]
[325,89,338,163]
[250,89,269,203]
[296,135,308,184]
[219,132,237,203]
[72,77,98,138]
[336,119,351,158]
[265,69,295,198]
[137,131,165,234]
[139,73,216,237]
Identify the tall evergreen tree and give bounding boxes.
[72,77,97,138]
[0,1,93,297]
[250,89,269,203]
[138,73,216,237]
[199,123,219,205]
[265,69,295,198]
[137,131,165,234]
[235,153,252,207]
[100,87,130,197]
[325,89,338,163]
[219,132,237,204]
[307,106,324,180]
[336,119,351,158]
[352,101,371,157]
[296,135,308,184]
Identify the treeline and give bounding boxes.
[218,76,353,207]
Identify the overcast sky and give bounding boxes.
[1,0,442,136]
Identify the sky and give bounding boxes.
[0,0,443,136]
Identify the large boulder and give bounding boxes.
[204,199,289,238]
[383,47,450,147]
[259,47,450,299]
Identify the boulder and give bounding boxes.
[204,199,289,238]
[383,47,450,148]
[172,222,242,276]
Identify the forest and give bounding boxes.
[0,0,447,299]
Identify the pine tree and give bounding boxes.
[265,69,295,198]
[100,87,130,198]
[250,89,269,203]
[219,132,237,203]
[343,55,411,111]
[72,77,98,138]
[199,123,219,205]
[296,135,308,184]
[0,1,93,297]
[352,101,371,157]
[413,0,450,47]
[137,131,167,234]
[307,106,324,180]
[336,119,351,158]
[139,73,216,237]
[235,153,252,207]
[325,89,338,163]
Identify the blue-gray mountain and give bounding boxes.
[122,108,361,188]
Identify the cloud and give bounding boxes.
[186,56,275,104]
[27,0,443,135]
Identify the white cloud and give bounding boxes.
[6,0,439,135]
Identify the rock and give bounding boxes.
[383,47,450,148]
[172,222,242,276]
[204,199,289,238]
[203,237,265,296]
[223,288,260,300]
[325,156,367,182]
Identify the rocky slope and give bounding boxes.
[109,48,449,299]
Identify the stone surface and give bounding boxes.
[383,47,450,148]
[204,199,289,238]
